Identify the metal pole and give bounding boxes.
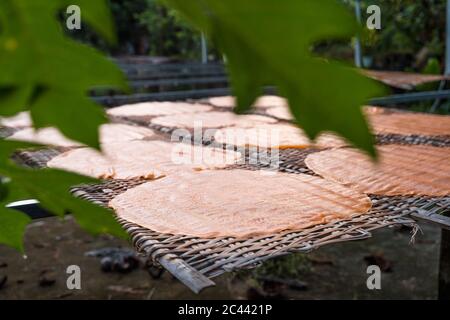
[431,0,450,111]
[369,89,450,105]
[354,0,363,68]
[439,229,450,300]
[445,0,450,75]
[201,33,208,64]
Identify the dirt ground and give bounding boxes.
[0,216,442,300]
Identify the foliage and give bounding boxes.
[0,0,127,146]
[342,0,447,71]
[0,207,30,252]
[75,0,450,69]
[0,0,128,251]
[71,0,203,59]
[68,0,147,55]
[0,0,385,252]
[136,0,201,59]
[110,0,149,55]
[163,0,384,156]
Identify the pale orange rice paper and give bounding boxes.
[7,123,156,147]
[207,95,288,109]
[151,111,277,130]
[265,105,294,121]
[99,123,156,143]
[214,124,347,149]
[0,111,32,128]
[364,105,390,115]
[47,140,241,180]
[107,101,212,121]
[267,105,389,122]
[368,112,450,136]
[109,170,372,238]
[305,145,450,196]
[363,70,446,90]
[7,127,83,147]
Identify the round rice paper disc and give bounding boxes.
[109,170,372,238]
[8,127,82,147]
[368,112,450,136]
[214,124,347,149]
[266,105,390,122]
[265,106,293,120]
[151,111,277,130]
[99,124,156,143]
[206,96,236,109]
[0,112,32,128]
[305,145,450,196]
[363,70,445,89]
[8,123,156,147]
[107,102,212,120]
[207,95,288,109]
[364,105,389,115]
[47,140,241,180]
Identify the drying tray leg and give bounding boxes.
[439,228,450,300]
[157,254,216,293]
[136,237,216,294]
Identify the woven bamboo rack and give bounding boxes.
[2,104,450,293]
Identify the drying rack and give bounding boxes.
[3,114,450,293]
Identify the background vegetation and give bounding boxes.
[71,0,203,60]
[74,0,449,73]
[345,0,447,72]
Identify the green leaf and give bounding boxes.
[7,167,99,217]
[0,141,128,251]
[0,0,127,148]
[0,85,33,117]
[0,207,31,252]
[163,0,386,156]
[30,88,107,149]
[1,178,31,205]
[0,178,8,201]
[69,199,128,240]
[0,1,129,251]
[10,168,128,239]
[61,0,118,44]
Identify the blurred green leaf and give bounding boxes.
[0,208,31,253]
[62,0,118,44]
[416,57,441,92]
[69,199,128,238]
[0,0,129,251]
[0,0,127,148]
[0,178,8,201]
[422,57,441,75]
[0,85,33,117]
[164,0,385,156]
[0,141,128,242]
[30,88,107,149]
